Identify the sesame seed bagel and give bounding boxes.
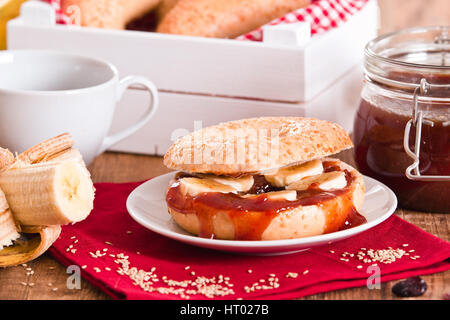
[164,117,353,176]
[167,159,365,240]
[61,0,161,29]
[156,0,310,38]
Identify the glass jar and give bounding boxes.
[354,26,450,213]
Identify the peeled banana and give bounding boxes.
[0,161,95,226]
[0,133,95,267]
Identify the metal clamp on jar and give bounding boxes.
[354,26,450,212]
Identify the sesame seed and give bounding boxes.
[185,266,190,270]
[247,269,252,273]
[357,265,363,269]
[52,288,58,291]
[81,265,87,269]
[286,272,298,278]
[303,270,309,275]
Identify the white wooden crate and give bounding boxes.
[8,0,378,102]
[6,0,378,156]
[109,63,364,155]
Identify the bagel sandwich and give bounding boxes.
[164,117,366,241]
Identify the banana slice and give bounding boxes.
[211,175,254,192]
[17,133,74,164]
[179,177,237,197]
[264,159,323,187]
[242,190,297,201]
[286,171,347,191]
[267,190,298,201]
[0,161,95,226]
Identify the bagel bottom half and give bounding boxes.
[166,159,365,241]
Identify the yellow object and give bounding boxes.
[0,0,28,50]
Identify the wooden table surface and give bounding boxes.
[0,0,448,300]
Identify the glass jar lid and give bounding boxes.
[364,26,449,99]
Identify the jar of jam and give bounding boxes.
[354,26,450,213]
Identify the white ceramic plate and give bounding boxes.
[126,173,397,255]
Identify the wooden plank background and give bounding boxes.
[0,0,448,300]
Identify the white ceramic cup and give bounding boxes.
[0,50,158,165]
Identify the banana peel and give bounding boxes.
[0,133,94,267]
[0,225,61,267]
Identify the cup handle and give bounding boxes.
[99,76,159,154]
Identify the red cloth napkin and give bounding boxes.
[49,181,450,300]
[41,0,370,41]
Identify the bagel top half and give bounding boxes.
[164,117,353,175]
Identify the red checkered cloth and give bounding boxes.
[237,0,370,41]
[40,0,69,24]
[40,0,370,40]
